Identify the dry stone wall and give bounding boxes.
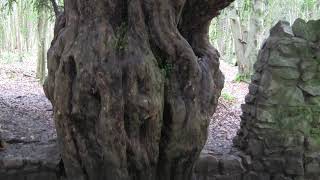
[235,19,320,180]
[194,19,320,180]
[0,142,64,180]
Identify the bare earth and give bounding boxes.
[0,61,58,162]
[0,60,248,156]
[204,61,249,154]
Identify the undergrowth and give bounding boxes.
[221,92,236,103]
[234,74,251,83]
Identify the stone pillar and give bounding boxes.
[235,19,320,180]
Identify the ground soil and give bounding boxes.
[0,60,58,163]
[204,61,249,154]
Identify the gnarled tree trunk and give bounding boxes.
[44,1,232,180]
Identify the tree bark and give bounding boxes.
[44,1,232,180]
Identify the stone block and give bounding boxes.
[298,80,320,96]
[302,71,317,82]
[270,21,294,38]
[251,73,261,83]
[251,160,264,171]
[243,171,270,180]
[245,94,256,104]
[268,51,299,68]
[247,139,264,157]
[292,18,320,42]
[194,153,220,175]
[270,67,300,80]
[256,108,275,123]
[305,161,320,175]
[249,84,259,95]
[220,155,245,175]
[2,158,24,169]
[305,152,320,163]
[273,174,292,180]
[26,172,58,180]
[285,158,304,175]
[262,157,285,173]
[215,174,242,180]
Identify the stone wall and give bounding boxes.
[235,19,320,180]
[194,19,320,180]
[0,142,64,180]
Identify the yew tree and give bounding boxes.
[44,0,233,179]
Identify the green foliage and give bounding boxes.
[113,22,128,52]
[158,60,173,78]
[239,0,252,22]
[221,92,236,102]
[0,0,17,12]
[32,0,49,10]
[302,0,317,11]
[235,74,250,83]
[0,0,60,19]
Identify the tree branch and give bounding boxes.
[179,0,235,32]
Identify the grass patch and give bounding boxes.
[221,92,236,103]
[234,74,251,83]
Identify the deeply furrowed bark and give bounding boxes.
[44,1,233,180]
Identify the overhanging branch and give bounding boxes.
[179,0,235,32]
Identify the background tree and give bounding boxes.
[35,2,49,83]
[229,0,265,79]
[0,0,61,83]
[210,0,320,80]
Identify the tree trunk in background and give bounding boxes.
[14,4,22,53]
[244,0,264,74]
[230,0,265,78]
[36,9,48,84]
[44,0,232,180]
[42,15,48,82]
[216,16,228,57]
[22,0,31,52]
[310,0,320,19]
[230,1,248,76]
[213,14,234,64]
[9,13,14,51]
